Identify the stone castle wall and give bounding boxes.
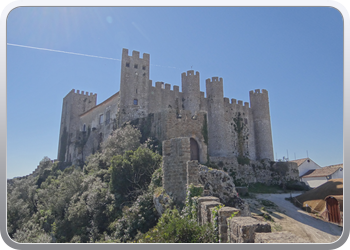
[162,138,191,202]
[58,48,274,165]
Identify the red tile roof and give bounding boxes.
[289,158,308,167]
[301,165,342,178]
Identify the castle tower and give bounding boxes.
[119,48,150,124]
[57,89,97,162]
[249,89,274,160]
[181,70,200,115]
[206,77,228,157]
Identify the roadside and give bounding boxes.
[244,192,343,243]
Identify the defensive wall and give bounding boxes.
[162,138,308,243]
[58,48,274,166]
[196,197,309,243]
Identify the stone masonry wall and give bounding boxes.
[162,138,191,202]
[58,49,275,167]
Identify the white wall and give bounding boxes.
[301,176,327,188]
[331,168,343,179]
[298,159,322,176]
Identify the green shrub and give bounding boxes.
[136,209,216,243]
[113,191,159,242]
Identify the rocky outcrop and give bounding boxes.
[153,188,174,216]
[210,157,300,187]
[197,165,251,216]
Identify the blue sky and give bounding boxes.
[7,7,343,178]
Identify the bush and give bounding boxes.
[114,191,159,242]
[109,147,162,203]
[101,124,141,163]
[136,208,216,243]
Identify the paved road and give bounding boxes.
[254,193,343,243]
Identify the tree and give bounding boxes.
[109,147,162,205]
[101,124,141,164]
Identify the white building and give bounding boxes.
[290,158,322,177]
[300,164,343,188]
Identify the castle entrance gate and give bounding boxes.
[190,138,199,161]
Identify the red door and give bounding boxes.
[326,197,340,224]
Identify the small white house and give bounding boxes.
[290,158,322,177]
[300,164,343,188]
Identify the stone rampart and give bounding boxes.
[162,137,191,202]
[227,216,271,243]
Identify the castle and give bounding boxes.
[57,48,274,166]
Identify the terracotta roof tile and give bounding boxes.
[289,158,308,167]
[324,163,343,168]
[301,165,342,178]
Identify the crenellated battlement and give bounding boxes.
[155,81,165,89]
[66,89,96,98]
[206,77,223,84]
[182,70,199,77]
[225,98,251,112]
[74,89,95,96]
[249,89,268,95]
[122,48,150,61]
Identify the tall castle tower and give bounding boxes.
[249,89,274,160]
[181,70,200,115]
[119,48,150,124]
[57,89,97,162]
[206,77,228,157]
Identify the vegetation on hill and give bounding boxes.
[7,124,216,243]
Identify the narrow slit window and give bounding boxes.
[83,124,86,132]
[99,114,104,124]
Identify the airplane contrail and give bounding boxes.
[7,43,177,69]
[7,43,121,61]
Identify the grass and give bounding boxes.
[248,183,285,193]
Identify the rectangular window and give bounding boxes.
[99,114,104,124]
[126,62,130,67]
[134,99,138,105]
[134,64,138,69]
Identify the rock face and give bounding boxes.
[198,165,251,216]
[153,189,173,216]
[210,157,300,186]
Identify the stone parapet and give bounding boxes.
[227,216,271,243]
[197,196,220,224]
[218,207,241,243]
[201,201,222,225]
[187,160,200,186]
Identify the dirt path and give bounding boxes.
[244,193,343,243]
